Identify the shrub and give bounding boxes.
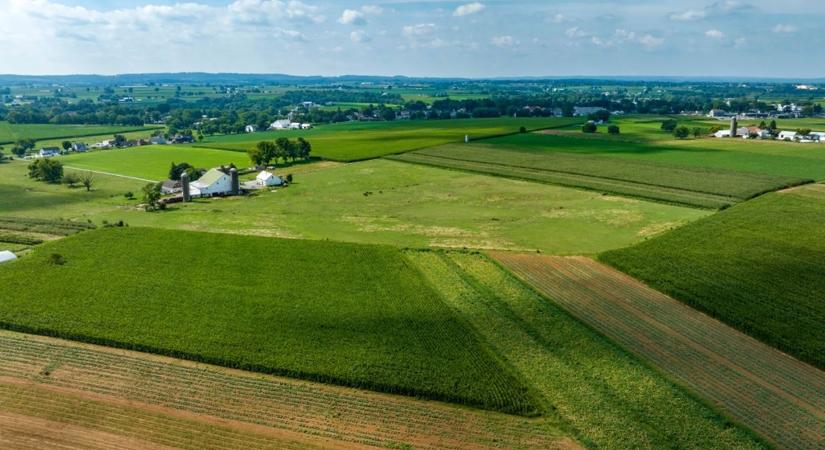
[63,172,81,188]
[519,126,527,133]
[674,126,690,139]
[607,125,620,135]
[661,119,678,132]
[48,253,66,266]
[28,158,64,183]
[582,122,597,133]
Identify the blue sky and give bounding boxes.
[1,0,823,78]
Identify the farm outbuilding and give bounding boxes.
[0,251,17,264]
[256,171,284,187]
[189,168,232,197]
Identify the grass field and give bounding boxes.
[0,227,537,415]
[58,145,246,180]
[493,253,823,450]
[486,127,825,180]
[0,121,159,144]
[600,184,825,369]
[388,144,808,209]
[195,117,582,161]
[0,330,575,449]
[407,251,765,449]
[0,159,708,255]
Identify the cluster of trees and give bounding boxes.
[27,158,95,190]
[168,161,203,181]
[248,137,312,166]
[581,122,620,134]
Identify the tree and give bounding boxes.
[297,137,312,160]
[63,172,81,187]
[275,137,292,164]
[248,146,264,166]
[661,119,678,132]
[12,138,35,157]
[582,122,597,133]
[692,127,704,138]
[588,110,611,122]
[28,158,64,183]
[0,147,5,162]
[519,126,527,133]
[141,182,164,211]
[169,162,194,181]
[769,120,778,132]
[796,128,812,136]
[61,141,73,151]
[607,124,620,135]
[79,171,95,192]
[674,126,690,139]
[254,141,277,166]
[759,121,767,129]
[113,134,127,147]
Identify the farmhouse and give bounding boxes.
[149,135,167,145]
[245,125,256,133]
[707,109,730,118]
[256,171,284,187]
[270,119,291,130]
[38,147,60,158]
[161,179,182,195]
[0,250,17,264]
[72,142,88,152]
[778,131,797,141]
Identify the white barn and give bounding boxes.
[778,131,797,141]
[256,171,284,187]
[269,119,291,130]
[190,168,232,197]
[245,125,257,133]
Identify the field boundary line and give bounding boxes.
[63,167,154,183]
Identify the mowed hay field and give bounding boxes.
[388,144,808,209]
[0,121,158,144]
[493,253,824,450]
[58,145,245,180]
[0,330,576,450]
[0,227,537,415]
[95,159,710,255]
[600,184,825,369]
[195,117,581,161]
[487,122,825,180]
[406,251,765,449]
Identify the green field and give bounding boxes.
[486,127,825,180]
[195,117,581,161]
[0,227,537,415]
[600,184,825,369]
[58,146,245,180]
[388,144,808,209]
[0,121,159,144]
[407,251,765,449]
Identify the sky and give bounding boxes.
[1,0,823,78]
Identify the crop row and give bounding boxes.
[600,190,825,369]
[492,253,824,450]
[405,250,764,450]
[0,233,43,246]
[0,216,96,236]
[0,331,567,450]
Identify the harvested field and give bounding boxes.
[0,330,577,450]
[493,253,825,450]
[387,144,810,209]
[406,251,764,449]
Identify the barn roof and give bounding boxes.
[0,251,18,264]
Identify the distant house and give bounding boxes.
[189,168,232,197]
[161,179,182,195]
[573,106,606,117]
[91,141,112,149]
[301,123,312,130]
[289,122,301,130]
[245,125,257,133]
[0,250,17,264]
[713,129,732,138]
[149,135,167,145]
[778,131,797,141]
[72,142,88,152]
[743,126,771,139]
[811,132,825,142]
[707,109,730,119]
[38,147,60,158]
[256,171,284,187]
[269,119,291,130]
[171,135,194,144]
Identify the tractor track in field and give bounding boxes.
[492,252,825,450]
[0,330,579,450]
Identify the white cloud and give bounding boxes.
[453,2,485,17]
[350,30,369,43]
[491,35,517,47]
[338,9,365,25]
[565,27,589,38]
[588,29,664,49]
[638,34,664,49]
[548,13,570,24]
[403,23,436,37]
[734,37,747,48]
[361,5,383,15]
[705,29,725,39]
[773,24,797,34]
[668,9,706,21]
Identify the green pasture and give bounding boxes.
[0,121,158,145]
[389,144,808,209]
[195,117,582,161]
[0,227,538,415]
[58,145,245,180]
[488,128,825,180]
[601,184,825,370]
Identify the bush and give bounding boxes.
[63,172,81,188]
[582,122,597,133]
[28,158,64,183]
[124,191,134,200]
[607,125,620,135]
[286,174,293,183]
[661,119,678,132]
[674,126,691,139]
[48,253,66,266]
[519,126,527,133]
